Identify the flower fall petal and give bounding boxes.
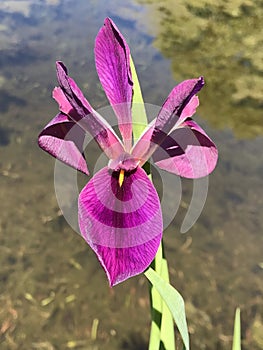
[78,166,162,286]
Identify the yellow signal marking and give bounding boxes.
[118,169,125,187]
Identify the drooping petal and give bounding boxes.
[38,113,89,175]
[56,61,125,160]
[94,236,162,287]
[78,166,162,286]
[152,119,218,178]
[95,17,133,151]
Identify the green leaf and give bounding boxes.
[130,54,148,142]
[145,267,189,350]
[232,308,241,350]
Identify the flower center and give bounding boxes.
[109,153,140,188]
[108,152,139,172]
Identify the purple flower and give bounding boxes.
[38,18,217,286]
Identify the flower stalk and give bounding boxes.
[131,56,175,349]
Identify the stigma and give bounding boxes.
[118,169,125,187]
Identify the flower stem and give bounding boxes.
[148,241,175,350]
[130,53,175,349]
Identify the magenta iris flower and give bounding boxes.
[38,18,217,286]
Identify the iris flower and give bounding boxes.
[38,18,217,286]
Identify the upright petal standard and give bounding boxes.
[38,17,218,286]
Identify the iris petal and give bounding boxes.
[152,120,218,178]
[95,18,133,150]
[93,236,162,286]
[55,61,125,160]
[78,166,162,286]
[38,113,89,175]
[153,77,204,138]
[133,78,205,164]
[132,96,201,164]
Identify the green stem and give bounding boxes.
[130,54,176,350]
[148,242,175,350]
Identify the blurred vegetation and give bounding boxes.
[138,0,263,138]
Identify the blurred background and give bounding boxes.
[0,0,262,349]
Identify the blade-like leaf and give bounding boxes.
[232,308,241,350]
[145,267,189,350]
[130,55,148,142]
